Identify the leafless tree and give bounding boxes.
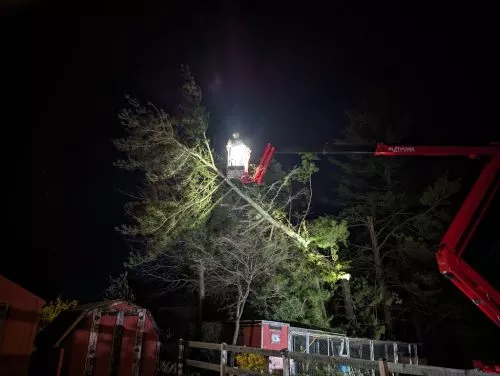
[202,229,289,344]
[104,271,136,302]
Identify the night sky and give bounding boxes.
[4,1,499,309]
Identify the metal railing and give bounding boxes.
[288,327,419,365]
[177,340,491,376]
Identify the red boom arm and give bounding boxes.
[375,143,500,327]
[242,143,276,185]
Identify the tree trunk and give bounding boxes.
[232,284,251,345]
[232,312,240,345]
[217,173,309,248]
[315,278,328,321]
[367,216,394,338]
[382,304,393,338]
[192,141,309,248]
[197,263,205,340]
[341,279,355,322]
[411,311,425,344]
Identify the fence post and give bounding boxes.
[370,341,375,376]
[177,339,184,376]
[378,359,389,376]
[281,349,290,376]
[220,342,227,376]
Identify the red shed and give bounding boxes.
[231,320,289,372]
[35,300,160,376]
[0,274,45,376]
[236,320,289,351]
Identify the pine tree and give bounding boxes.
[331,108,460,339]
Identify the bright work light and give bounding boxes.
[227,133,251,179]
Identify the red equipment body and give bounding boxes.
[473,360,500,374]
[241,143,276,185]
[375,143,500,327]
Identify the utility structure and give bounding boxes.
[226,133,275,185]
[227,138,500,329]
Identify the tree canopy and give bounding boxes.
[328,104,461,339]
[114,68,349,341]
[113,68,483,355]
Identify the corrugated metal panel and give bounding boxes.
[34,301,159,376]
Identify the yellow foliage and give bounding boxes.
[235,353,269,372]
[39,296,78,330]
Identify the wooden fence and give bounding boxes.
[177,340,492,376]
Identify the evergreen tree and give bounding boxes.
[331,107,460,339]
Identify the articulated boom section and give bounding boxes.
[437,156,500,326]
[375,143,500,327]
[242,143,276,185]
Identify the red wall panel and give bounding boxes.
[139,318,159,376]
[118,315,138,376]
[57,304,158,376]
[0,275,44,376]
[65,325,91,375]
[261,322,288,350]
[241,324,261,348]
[94,314,115,375]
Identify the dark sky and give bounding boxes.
[3,1,499,304]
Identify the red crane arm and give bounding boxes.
[252,143,276,185]
[374,143,500,158]
[375,143,500,327]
